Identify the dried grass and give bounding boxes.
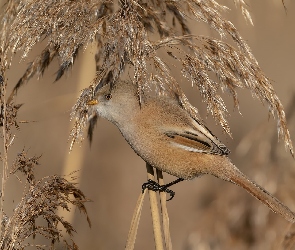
[0,1,292,155]
[0,0,294,249]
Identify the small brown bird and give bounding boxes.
[88,80,295,223]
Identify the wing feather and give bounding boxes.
[165,130,229,155]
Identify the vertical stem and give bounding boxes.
[146,163,164,250]
[0,76,8,225]
[125,189,147,250]
[58,45,96,224]
[156,169,173,250]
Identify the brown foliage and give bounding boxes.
[0,0,294,249]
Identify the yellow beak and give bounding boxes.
[87,99,98,105]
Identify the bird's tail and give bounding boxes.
[214,159,295,223]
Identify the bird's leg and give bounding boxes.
[142,178,184,201]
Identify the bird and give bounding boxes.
[87,80,295,223]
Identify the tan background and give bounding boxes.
[4,0,295,249]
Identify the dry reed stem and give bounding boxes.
[156,169,173,250]
[0,84,8,227]
[146,163,164,250]
[125,189,147,250]
[59,46,96,226]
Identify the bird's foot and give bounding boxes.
[142,179,175,201]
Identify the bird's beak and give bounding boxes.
[87,99,98,105]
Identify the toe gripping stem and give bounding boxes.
[142,178,184,201]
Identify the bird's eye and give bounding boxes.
[105,94,112,100]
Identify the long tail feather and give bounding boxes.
[218,161,295,223]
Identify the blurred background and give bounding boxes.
[3,0,295,249]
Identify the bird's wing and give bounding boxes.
[191,118,230,155]
[146,96,230,155]
[164,119,230,156]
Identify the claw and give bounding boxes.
[142,179,175,201]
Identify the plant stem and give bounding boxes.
[125,189,147,250]
[146,163,164,250]
[0,77,8,226]
[156,169,172,250]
